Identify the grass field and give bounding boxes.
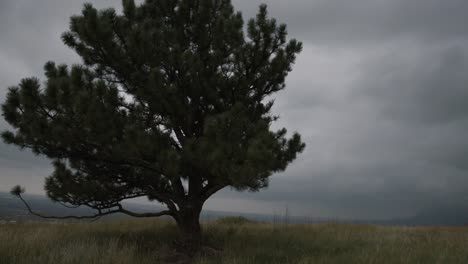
[1,218,468,264]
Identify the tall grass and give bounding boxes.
[1,218,468,263]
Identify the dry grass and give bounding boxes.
[1,218,468,263]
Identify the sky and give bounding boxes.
[1,0,468,221]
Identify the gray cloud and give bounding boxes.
[353,41,468,124]
[1,0,468,221]
[234,0,468,46]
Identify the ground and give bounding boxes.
[1,218,468,263]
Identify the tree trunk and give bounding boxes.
[174,203,203,256]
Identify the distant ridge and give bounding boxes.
[2,192,468,226]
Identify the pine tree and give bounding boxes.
[2,0,304,254]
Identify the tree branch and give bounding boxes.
[173,127,186,147]
[16,194,172,220]
[200,183,227,202]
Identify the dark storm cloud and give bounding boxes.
[1,0,468,221]
[355,43,468,124]
[227,0,468,219]
[234,0,468,46]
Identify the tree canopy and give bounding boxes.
[2,0,304,252]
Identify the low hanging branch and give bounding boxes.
[11,185,172,220]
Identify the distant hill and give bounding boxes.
[0,192,97,220]
[2,192,468,226]
[0,192,279,223]
[0,192,24,217]
[391,206,468,226]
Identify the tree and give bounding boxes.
[2,0,304,254]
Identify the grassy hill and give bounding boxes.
[1,218,468,264]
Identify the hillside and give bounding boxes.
[1,219,468,264]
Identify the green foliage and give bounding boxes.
[10,185,25,197]
[1,0,304,222]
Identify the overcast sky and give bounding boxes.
[1,0,468,220]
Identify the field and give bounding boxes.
[1,218,468,264]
